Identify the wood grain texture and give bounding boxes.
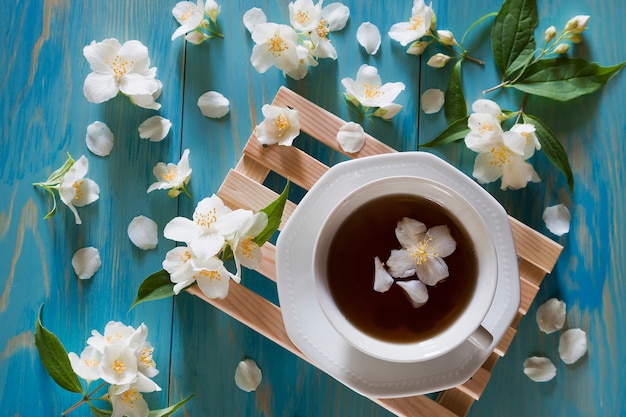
[1,0,625,416]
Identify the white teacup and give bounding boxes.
[313,176,498,363]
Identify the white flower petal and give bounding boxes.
[356,22,381,55]
[386,249,416,278]
[72,178,100,207]
[395,217,426,249]
[559,328,587,364]
[197,91,230,118]
[427,225,456,258]
[138,116,172,142]
[536,298,567,334]
[416,256,449,286]
[396,280,429,308]
[542,204,571,236]
[337,122,365,153]
[523,356,557,382]
[243,8,267,33]
[86,121,114,157]
[421,88,445,114]
[373,256,394,293]
[127,215,158,250]
[322,3,350,31]
[83,72,119,104]
[72,247,101,280]
[234,359,262,392]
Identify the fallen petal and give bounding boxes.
[127,215,159,250]
[536,298,566,334]
[542,204,571,236]
[523,356,556,382]
[559,328,587,364]
[396,280,429,308]
[197,91,230,118]
[243,7,267,33]
[138,116,172,142]
[373,256,394,293]
[86,121,114,157]
[337,122,365,153]
[234,359,262,392]
[421,88,445,114]
[356,22,381,55]
[72,247,101,280]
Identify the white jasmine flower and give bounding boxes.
[373,103,404,120]
[87,321,136,350]
[565,15,590,34]
[193,256,235,299]
[373,256,394,293]
[138,116,171,142]
[427,52,451,68]
[100,344,138,385]
[235,359,262,392]
[472,98,505,120]
[185,31,211,45]
[83,39,161,107]
[86,121,114,157]
[545,26,557,43]
[204,0,220,22]
[72,247,102,280]
[542,204,571,236]
[228,212,268,278]
[523,356,557,382]
[337,122,366,153]
[163,194,254,260]
[388,0,434,46]
[386,218,456,286]
[109,385,150,417]
[554,43,570,54]
[406,41,430,56]
[127,215,158,250]
[243,7,267,33]
[147,149,192,198]
[288,0,323,32]
[421,88,445,114]
[559,328,587,364]
[250,23,300,74]
[341,64,405,109]
[68,346,102,382]
[197,91,229,118]
[163,246,197,294]
[510,123,541,158]
[536,298,567,334]
[356,22,381,55]
[285,43,319,80]
[171,1,206,41]
[309,16,337,60]
[255,104,301,146]
[396,279,429,308]
[59,156,100,225]
[436,30,457,46]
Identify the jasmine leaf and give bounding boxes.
[523,114,574,191]
[444,61,467,124]
[34,305,84,394]
[421,117,470,148]
[512,58,625,101]
[148,394,194,417]
[491,0,538,75]
[253,181,290,246]
[90,405,112,417]
[130,269,177,309]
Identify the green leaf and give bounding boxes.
[45,153,75,185]
[89,405,112,417]
[491,0,538,75]
[130,269,177,310]
[523,114,574,191]
[148,394,194,417]
[34,305,84,394]
[420,117,470,148]
[444,61,467,125]
[512,58,625,101]
[253,181,290,246]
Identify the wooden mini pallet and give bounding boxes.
[187,86,563,417]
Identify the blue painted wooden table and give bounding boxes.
[1,0,624,416]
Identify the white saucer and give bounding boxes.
[275,152,520,399]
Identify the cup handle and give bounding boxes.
[468,325,493,350]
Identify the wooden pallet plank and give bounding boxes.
[509,216,562,273]
[375,396,460,417]
[519,277,541,316]
[234,153,271,183]
[456,367,491,400]
[493,326,517,357]
[272,86,396,158]
[243,135,329,191]
[436,389,476,417]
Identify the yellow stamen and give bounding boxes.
[180,250,192,263]
[273,114,290,137]
[180,6,194,21]
[268,33,289,57]
[140,347,156,369]
[489,146,512,167]
[239,237,257,260]
[193,269,221,282]
[72,181,84,200]
[120,388,141,406]
[409,237,437,265]
[83,358,99,368]
[161,166,178,182]
[408,15,424,31]
[477,122,495,135]
[194,208,217,228]
[316,19,329,38]
[364,83,383,100]
[112,359,126,375]
[106,55,135,81]
[295,10,310,25]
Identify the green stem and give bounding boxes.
[61,381,108,416]
[514,94,529,125]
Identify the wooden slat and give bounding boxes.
[234,153,271,183]
[243,135,329,191]
[456,367,491,400]
[257,243,277,283]
[481,352,501,372]
[436,389,475,417]
[518,257,548,288]
[272,86,396,158]
[519,277,540,315]
[218,169,297,229]
[375,396,460,417]
[493,326,517,357]
[509,216,562,273]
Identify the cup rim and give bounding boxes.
[312,175,498,363]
